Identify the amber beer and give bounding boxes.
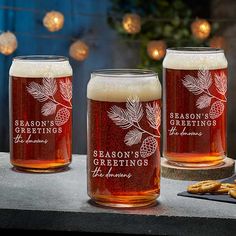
[9,56,73,172]
[163,48,227,167]
[87,69,161,207]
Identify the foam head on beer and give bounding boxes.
[10,55,72,78]
[163,47,227,70]
[87,69,161,102]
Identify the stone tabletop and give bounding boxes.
[0,152,235,235]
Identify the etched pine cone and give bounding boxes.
[140,136,157,158]
[209,101,224,119]
[55,108,70,126]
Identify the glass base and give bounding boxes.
[12,164,70,173]
[166,159,225,168]
[163,152,225,168]
[89,194,158,208]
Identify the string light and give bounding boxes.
[210,36,226,50]
[147,40,166,60]
[2,5,236,22]
[191,19,211,40]
[0,4,232,60]
[43,11,64,32]
[122,13,141,34]
[0,31,17,55]
[69,40,89,61]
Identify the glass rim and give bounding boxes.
[13,55,68,62]
[91,69,158,77]
[166,47,224,54]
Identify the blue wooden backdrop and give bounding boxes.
[0,0,139,154]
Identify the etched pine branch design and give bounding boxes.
[146,102,161,131]
[215,71,227,96]
[108,96,160,158]
[182,69,227,119]
[59,78,72,106]
[27,77,72,126]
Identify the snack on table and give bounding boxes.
[187,180,221,194]
[229,188,236,199]
[212,183,236,194]
[187,179,236,200]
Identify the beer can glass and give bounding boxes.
[163,48,227,167]
[87,69,161,208]
[9,55,73,172]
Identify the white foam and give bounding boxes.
[87,72,161,102]
[163,48,227,70]
[10,58,72,78]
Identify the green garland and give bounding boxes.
[108,0,219,74]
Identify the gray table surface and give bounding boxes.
[0,152,235,235]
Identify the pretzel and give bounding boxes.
[228,188,236,199]
[187,180,221,194]
[212,183,236,194]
